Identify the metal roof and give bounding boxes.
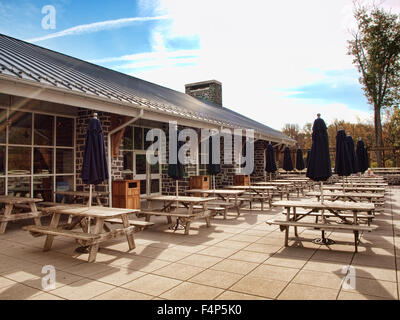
[0,33,294,144]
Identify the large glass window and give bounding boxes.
[123,126,133,150]
[56,117,74,147]
[8,111,32,145]
[34,176,53,202]
[0,146,5,175]
[0,108,6,144]
[56,149,74,174]
[123,151,133,174]
[55,176,74,203]
[35,114,54,146]
[134,127,143,150]
[34,148,53,174]
[136,154,146,175]
[0,178,5,195]
[8,177,31,197]
[8,147,31,175]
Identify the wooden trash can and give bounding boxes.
[234,175,250,186]
[112,180,141,209]
[190,176,210,196]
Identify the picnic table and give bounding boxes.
[322,185,386,193]
[141,195,217,235]
[334,182,388,187]
[186,189,245,219]
[0,196,47,234]
[268,199,376,251]
[23,205,151,262]
[253,182,292,199]
[226,185,276,210]
[55,190,108,206]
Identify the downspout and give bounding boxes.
[107,109,144,207]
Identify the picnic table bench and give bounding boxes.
[0,196,50,234]
[141,195,217,235]
[225,185,276,210]
[269,200,376,252]
[23,205,152,262]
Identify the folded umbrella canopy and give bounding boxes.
[356,139,369,174]
[306,150,311,168]
[306,114,332,245]
[296,148,305,171]
[207,135,221,189]
[334,129,352,191]
[345,135,358,174]
[283,147,294,172]
[81,115,109,206]
[265,143,277,180]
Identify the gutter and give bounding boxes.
[107,109,144,207]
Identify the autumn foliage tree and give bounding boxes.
[348,3,400,166]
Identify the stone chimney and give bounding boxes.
[185,80,222,107]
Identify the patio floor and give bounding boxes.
[0,187,399,300]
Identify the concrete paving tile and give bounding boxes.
[278,283,338,300]
[91,287,153,300]
[341,277,398,299]
[229,250,271,263]
[152,263,205,281]
[210,259,259,275]
[230,275,287,299]
[189,269,243,289]
[292,269,344,290]
[248,264,299,282]
[50,279,115,300]
[215,291,268,300]
[160,282,223,300]
[122,274,181,296]
[0,283,45,300]
[263,256,307,269]
[198,246,238,258]
[87,268,147,286]
[337,291,390,300]
[179,254,223,268]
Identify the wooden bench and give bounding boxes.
[170,203,227,217]
[266,219,375,252]
[140,210,210,235]
[104,218,154,231]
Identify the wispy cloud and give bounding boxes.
[26,15,171,43]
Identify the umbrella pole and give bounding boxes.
[320,181,324,204]
[213,175,216,191]
[343,176,345,193]
[89,185,92,208]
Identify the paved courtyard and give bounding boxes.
[0,187,399,300]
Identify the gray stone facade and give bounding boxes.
[185,80,223,107]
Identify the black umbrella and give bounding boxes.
[283,147,294,172]
[306,114,332,244]
[265,143,277,181]
[334,129,352,191]
[81,114,109,207]
[356,139,369,174]
[168,128,185,197]
[207,135,221,189]
[295,148,305,171]
[345,135,358,174]
[306,150,311,168]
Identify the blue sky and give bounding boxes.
[0,0,399,130]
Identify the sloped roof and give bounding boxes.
[0,33,294,144]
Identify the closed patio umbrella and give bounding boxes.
[283,147,293,172]
[335,129,352,191]
[345,135,358,174]
[295,148,305,171]
[207,135,221,189]
[306,114,332,245]
[81,114,109,207]
[356,139,369,174]
[306,150,311,168]
[265,143,277,181]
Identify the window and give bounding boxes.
[0,108,75,199]
[122,125,161,195]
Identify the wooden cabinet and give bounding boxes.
[234,175,250,186]
[112,180,141,209]
[190,175,210,190]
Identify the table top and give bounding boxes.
[186,189,244,195]
[306,191,384,198]
[0,196,43,204]
[55,190,109,197]
[323,186,386,192]
[254,182,292,186]
[275,179,310,183]
[226,185,276,190]
[272,199,375,211]
[143,195,218,203]
[41,205,139,218]
[334,182,388,186]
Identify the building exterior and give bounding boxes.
[0,34,295,205]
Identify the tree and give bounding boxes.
[348,2,400,167]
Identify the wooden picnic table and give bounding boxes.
[226,185,276,210]
[186,189,245,218]
[55,190,108,206]
[253,182,292,199]
[269,199,376,251]
[0,196,47,234]
[23,205,148,262]
[141,195,217,235]
[306,191,384,203]
[334,182,388,187]
[323,186,386,193]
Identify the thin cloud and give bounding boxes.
[26,15,171,43]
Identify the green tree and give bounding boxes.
[348,2,400,167]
